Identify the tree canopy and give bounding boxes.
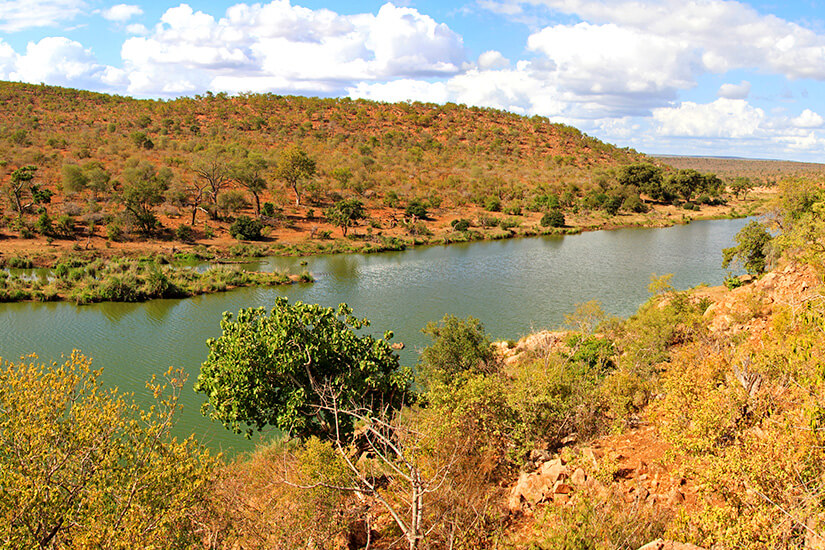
[195,298,412,439]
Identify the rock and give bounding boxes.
[570,467,587,486]
[539,459,569,484]
[666,488,685,506]
[553,481,572,495]
[637,539,707,550]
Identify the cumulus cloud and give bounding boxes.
[526,22,696,106]
[0,0,86,32]
[0,37,125,90]
[718,81,751,99]
[477,50,509,70]
[509,0,825,80]
[791,109,824,129]
[652,98,764,138]
[119,1,466,96]
[102,4,143,22]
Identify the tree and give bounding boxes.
[618,163,664,202]
[192,145,231,204]
[664,169,721,203]
[275,147,316,206]
[5,165,51,218]
[0,353,214,548]
[722,220,773,275]
[231,152,269,216]
[730,176,753,199]
[120,161,170,234]
[324,198,365,236]
[195,299,412,439]
[419,314,497,388]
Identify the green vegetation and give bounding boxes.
[0,257,304,304]
[195,298,412,439]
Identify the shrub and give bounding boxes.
[484,196,502,212]
[229,215,263,240]
[451,218,471,232]
[106,221,123,241]
[540,208,565,228]
[419,314,498,388]
[405,198,428,219]
[175,224,195,243]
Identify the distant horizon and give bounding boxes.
[2,0,825,162]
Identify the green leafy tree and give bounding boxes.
[195,299,412,439]
[405,198,428,219]
[419,314,497,388]
[5,165,46,218]
[618,163,664,202]
[722,220,773,275]
[120,161,170,234]
[275,147,316,206]
[324,198,365,236]
[231,152,269,216]
[61,163,88,194]
[730,176,753,199]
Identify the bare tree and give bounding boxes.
[192,146,231,205]
[286,388,461,550]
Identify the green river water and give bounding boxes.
[0,217,751,453]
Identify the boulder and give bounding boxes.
[570,467,587,486]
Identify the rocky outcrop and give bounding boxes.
[507,458,588,511]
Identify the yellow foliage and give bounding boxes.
[0,352,215,549]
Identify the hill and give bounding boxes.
[0,81,763,268]
[657,155,825,181]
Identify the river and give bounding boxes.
[0,217,751,453]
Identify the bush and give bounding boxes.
[175,224,195,243]
[484,196,502,212]
[229,216,264,241]
[106,221,123,241]
[419,314,498,388]
[540,208,565,228]
[451,218,471,232]
[405,198,429,219]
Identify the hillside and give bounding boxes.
[0,81,765,269]
[657,155,825,182]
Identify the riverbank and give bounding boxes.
[0,188,770,270]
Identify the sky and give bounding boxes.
[2,0,825,162]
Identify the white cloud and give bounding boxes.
[527,22,696,104]
[477,50,509,70]
[0,37,125,90]
[119,1,466,96]
[102,4,143,22]
[718,81,750,99]
[791,109,824,129]
[0,0,85,32]
[125,23,149,35]
[653,98,764,138]
[515,0,825,81]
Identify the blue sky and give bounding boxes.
[3,0,825,162]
